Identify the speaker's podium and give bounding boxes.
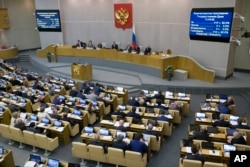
[71,63,93,81]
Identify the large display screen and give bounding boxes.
[189,8,234,43]
[35,10,61,32]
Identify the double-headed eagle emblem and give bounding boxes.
[115,8,129,25]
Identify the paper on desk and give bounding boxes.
[102,136,112,140]
[54,127,63,132]
[186,147,192,153]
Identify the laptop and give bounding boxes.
[84,126,94,133]
[116,131,126,138]
[73,109,81,116]
[201,141,214,150]
[4,93,10,98]
[0,146,4,154]
[55,85,61,89]
[207,127,218,134]
[230,115,239,121]
[92,101,98,106]
[12,96,18,101]
[29,154,42,164]
[196,112,206,119]
[79,99,86,104]
[29,114,38,121]
[41,117,50,125]
[69,97,76,102]
[226,129,237,136]
[19,98,26,103]
[54,120,62,127]
[47,158,59,167]
[99,128,109,136]
[223,144,236,152]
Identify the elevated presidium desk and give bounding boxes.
[37,45,215,83]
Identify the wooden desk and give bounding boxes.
[49,124,70,145]
[105,89,128,105]
[0,47,18,60]
[0,149,15,167]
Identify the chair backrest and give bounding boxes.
[235,144,250,151]
[204,162,224,167]
[125,150,144,161]
[108,147,126,166]
[23,130,36,144]
[72,142,89,159]
[158,120,172,136]
[9,126,23,139]
[149,135,161,151]
[35,133,48,147]
[183,159,202,167]
[88,144,107,163]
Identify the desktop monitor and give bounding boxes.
[79,99,86,104]
[73,109,81,116]
[54,77,60,81]
[142,90,149,94]
[189,124,200,132]
[59,95,65,100]
[0,146,4,154]
[118,105,126,110]
[148,119,157,126]
[4,93,10,98]
[69,80,74,83]
[19,98,26,103]
[61,78,66,82]
[31,89,36,93]
[29,154,42,164]
[226,129,237,136]
[55,85,60,89]
[196,112,206,119]
[84,126,94,133]
[54,120,62,127]
[92,101,97,106]
[39,91,45,95]
[30,115,38,121]
[0,106,4,112]
[99,128,109,136]
[69,97,76,102]
[41,117,50,124]
[223,144,236,152]
[47,158,60,167]
[12,96,18,101]
[40,82,45,87]
[230,115,239,121]
[116,131,126,138]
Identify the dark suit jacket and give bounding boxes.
[26,127,40,133]
[112,44,118,50]
[111,111,126,119]
[129,139,147,156]
[143,129,159,140]
[116,126,127,132]
[144,47,151,55]
[69,90,78,97]
[230,136,246,145]
[76,93,86,99]
[136,46,140,54]
[112,140,129,152]
[127,99,139,107]
[212,120,230,127]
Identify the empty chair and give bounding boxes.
[125,150,147,167]
[0,124,14,145]
[117,97,123,105]
[88,144,107,167]
[158,120,173,136]
[72,142,89,166]
[107,147,126,167]
[169,109,181,124]
[9,126,25,148]
[83,111,97,125]
[63,121,79,137]
[23,130,38,152]
[182,159,202,167]
[104,105,111,115]
[150,135,161,152]
[35,133,59,156]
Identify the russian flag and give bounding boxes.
[131,25,136,49]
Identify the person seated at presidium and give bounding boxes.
[97,42,102,49]
[227,130,246,145]
[144,45,151,55]
[87,40,95,48]
[111,41,118,50]
[136,45,140,54]
[74,40,86,48]
[182,145,205,165]
[125,43,133,53]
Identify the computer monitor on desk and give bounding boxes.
[84,126,94,133]
[196,112,206,119]
[48,158,59,167]
[0,146,4,154]
[99,128,109,136]
[116,131,126,138]
[29,154,42,164]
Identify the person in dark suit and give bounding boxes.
[69,87,78,97]
[136,45,140,54]
[116,119,127,132]
[26,91,36,104]
[153,91,165,102]
[32,81,44,91]
[89,134,108,153]
[212,114,230,127]
[49,106,61,120]
[112,134,129,153]
[154,99,167,109]
[157,109,169,122]
[224,96,234,107]
[74,40,85,48]
[144,45,151,55]
[227,130,246,145]
[142,123,159,141]
[125,43,133,53]
[127,96,139,107]
[26,122,40,133]
[111,106,126,119]
[93,83,104,96]
[111,41,118,50]
[82,83,91,94]
[182,145,205,165]
[61,112,75,127]
[231,118,250,129]
[52,95,63,105]
[192,126,209,141]
[129,133,147,156]
[76,89,86,100]
[14,118,26,131]
[126,106,141,123]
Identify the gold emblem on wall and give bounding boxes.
[115,7,129,25]
[73,66,80,76]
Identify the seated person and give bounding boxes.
[86,102,97,114]
[26,91,36,104]
[227,130,246,145]
[157,109,169,122]
[48,106,61,120]
[93,83,105,96]
[69,86,78,97]
[97,42,102,48]
[125,43,133,53]
[52,95,65,105]
[112,134,129,153]
[144,45,151,55]
[129,133,147,156]
[128,96,139,107]
[82,82,91,94]
[143,123,159,141]
[26,122,40,133]
[116,119,127,132]
[32,81,44,91]
[14,118,26,131]
[87,40,94,48]
[111,41,118,50]
[231,118,250,129]
[224,96,234,107]
[89,134,108,153]
[191,126,209,141]
[74,40,86,48]
[182,145,205,165]
[111,106,126,119]
[212,114,230,127]
[126,106,141,123]
[85,90,99,102]
[136,45,140,54]
[154,99,167,109]
[76,89,86,100]
[61,112,75,127]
